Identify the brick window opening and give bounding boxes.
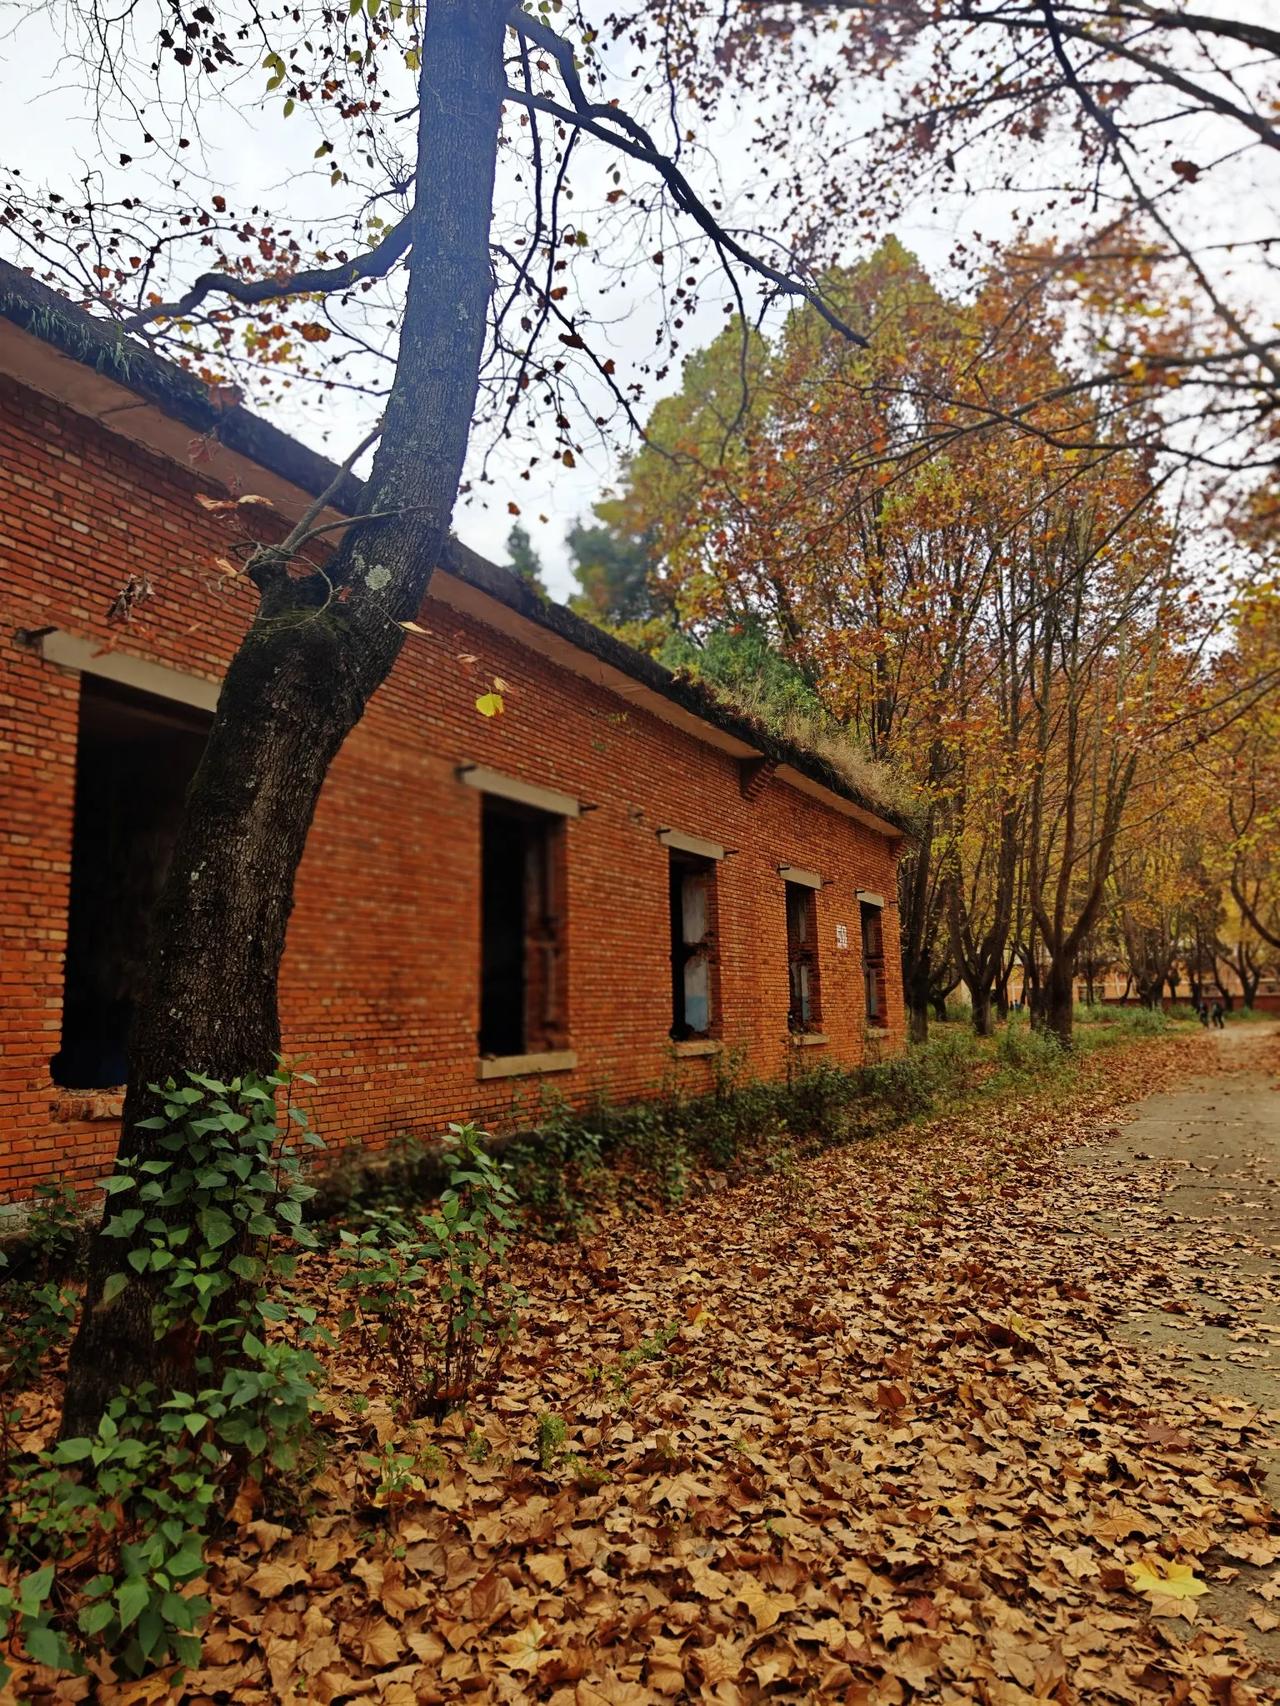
[668,851,717,1040]
[861,900,886,1025]
[52,677,209,1090]
[785,881,821,1032]
[479,795,567,1057]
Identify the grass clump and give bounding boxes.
[1072,1003,1172,1042]
[996,1016,1071,1075]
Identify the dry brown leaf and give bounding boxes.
[243,1558,309,1598]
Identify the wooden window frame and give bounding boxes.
[785,880,822,1033]
[668,849,719,1041]
[860,898,886,1027]
[478,795,569,1059]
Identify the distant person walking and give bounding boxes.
[1197,1001,1210,1027]
[1211,999,1226,1030]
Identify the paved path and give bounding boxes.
[1070,1022,1280,1676]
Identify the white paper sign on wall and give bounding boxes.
[835,923,849,950]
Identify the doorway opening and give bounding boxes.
[52,676,210,1090]
[479,795,567,1057]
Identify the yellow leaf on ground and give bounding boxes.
[361,1617,405,1667]
[1126,1558,1208,1599]
[501,1619,558,1672]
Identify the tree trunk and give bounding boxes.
[1043,955,1075,1047]
[905,961,931,1043]
[970,989,994,1037]
[61,0,511,1436]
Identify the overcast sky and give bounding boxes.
[1,2,1271,600]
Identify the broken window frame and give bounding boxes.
[785,881,822,1033]
[668,850,718,1041]
[478,794,569,1058]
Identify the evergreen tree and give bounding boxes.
[566,510,656,623]
[505,523,548,596]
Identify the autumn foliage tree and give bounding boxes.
[1195,582,1280,969]
[592,241,1230,1042]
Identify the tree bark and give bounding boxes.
[969,990,994,1037]
[905,959,931,1043]
[1233,944,1261,1009]
[61,0,512,1436]
[1043,955,1075,1047]
[1137,975,1163,1010]
[898,807,942,1048]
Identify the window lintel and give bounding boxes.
[658,828,724,862]
[458,764,580,818]
[779,864,822,889]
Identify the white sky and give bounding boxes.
[1,3,1273,599]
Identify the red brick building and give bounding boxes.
[0,263,908,1208]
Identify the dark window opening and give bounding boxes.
[861,901,886,1025]
[668,851,717,1040]
[479,795,567,1057]
[53,677,210,1090]
[785,881,821,1032]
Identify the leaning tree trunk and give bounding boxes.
[61,0,512,1436]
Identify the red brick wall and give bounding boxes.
[0,372,905,1203]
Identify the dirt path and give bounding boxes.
[1088,1022,1280,1409]
[1068,1022,1280,1677]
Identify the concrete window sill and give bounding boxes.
[788,1033,829,1047]
[51,1090,125,1122]
[476,1050,578,1081]
[671,1039,721,1059]
[866,1026,891,1038]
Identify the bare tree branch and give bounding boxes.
[120,217,414,332]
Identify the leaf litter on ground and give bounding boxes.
[6,1026,1280,1705]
